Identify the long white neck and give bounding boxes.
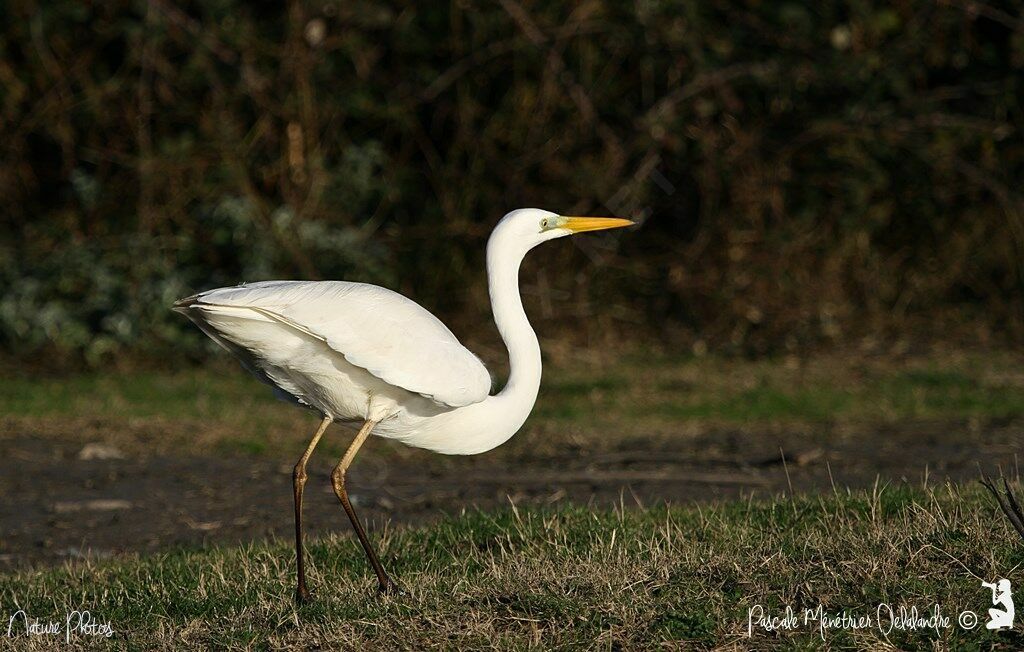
[422,231,542,455]
[488,235,542,402]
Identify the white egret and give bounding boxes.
[174,208,633,600]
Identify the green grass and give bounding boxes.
[3,351,1023,461]
[540,352,1024,425]
[0,369,290,423]
[5,352,1024,425]
[3,485,1022,649]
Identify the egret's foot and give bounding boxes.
[377,577,402,596]
[295,585,313,604]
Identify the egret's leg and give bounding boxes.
[293,414,332,604]
[330,419,394,593]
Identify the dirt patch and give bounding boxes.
[1,418,1019,569]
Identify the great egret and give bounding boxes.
[174,208,633,600]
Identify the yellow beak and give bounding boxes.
[561,216,635,233]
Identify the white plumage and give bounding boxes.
[177,280,491,409]
[175,208,633,597]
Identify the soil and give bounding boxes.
[2,417,1020,569]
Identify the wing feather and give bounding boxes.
[178,281,491,407]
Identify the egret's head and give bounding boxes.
[494,208,634,251]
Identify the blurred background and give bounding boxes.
[3,0,1023,368]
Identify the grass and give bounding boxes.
[3,350,1024,459]
[7,353,1024,425]
[3,484,1023,649]
[5,350,1024,648]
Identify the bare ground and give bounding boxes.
[2,416,1020,570]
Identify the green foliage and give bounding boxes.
[2,1,1022,362]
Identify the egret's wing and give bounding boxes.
[179,281,491,407]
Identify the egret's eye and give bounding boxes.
[540,218,549,229]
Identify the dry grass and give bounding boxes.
[3,484,1023,649]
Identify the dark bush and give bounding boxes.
[2,0,1022,363]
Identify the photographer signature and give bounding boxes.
[6,610,114,642]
